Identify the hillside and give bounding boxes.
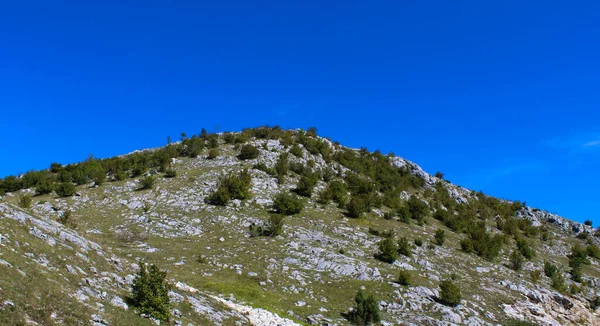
[0,126,599,326]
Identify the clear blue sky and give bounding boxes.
[1,1,599,224]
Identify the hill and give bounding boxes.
[0,126,599,325]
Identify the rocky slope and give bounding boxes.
[0,127,598,325]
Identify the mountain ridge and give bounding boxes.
[0,126,598,325]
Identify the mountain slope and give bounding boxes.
[0,127,599,325]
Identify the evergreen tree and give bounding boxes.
[130,263,171,322]
[347,289,381,325]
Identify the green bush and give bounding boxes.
[544,261,559,278]
[58,209,77,229]
[375,237,398,263]
[267,214,285,236]
[130,263,171,322]
[398,237,412,258]
[516,237,535,260]
[591,296,600,310]
[205,187,230,206]
[530,270,541,284]
[274,153,289,184]
[568,243,590,282]
[55,182,76,197]
[35,180,54,196]
[584,220,593,227]
[272,192,304,215]
[460,222,504,261]
[509,250,524,271]
[434,171,444,179]
[439,279,462,307]
[397,270,411,286]
[293,173,319,197]
[207,148,220,159]
[414,238,423,247]
[137,176,155,191]
[551,272,567,292]
[238,144,260,160]
[407,196,429,223]
[346,196,369,218]
[587,244,600,259]
[346,289,381,326]
[205,170,252,205]
[164,169,177,178]
[290,144,303,157]
[18,194,32,209]
[435,229,446,246]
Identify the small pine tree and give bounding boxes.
[272,192,304,215]
[346,196,368,218]
[267,214,284,236]
[130,263,171,322]
[544,260,558,278]
[530,270,541,284]
[347,289,381,325]
[551,272,567,292]
[164,169,177,178]
[397,269,411,286]
[137,176,155,191]
[375,237,398,263]
[435,229,446,246]
[398,237,412,258]
[509,250,524,271]
[207,148,220,159]
[439,279,462,307]
[18,194,32,209]
[55,182,76,197]
[238,144,260,160]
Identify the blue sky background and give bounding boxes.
[1,1,599,224]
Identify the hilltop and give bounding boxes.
[0,126,599,326]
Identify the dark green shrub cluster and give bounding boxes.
[414,238,423,247]
[404,196,429,224]
[274,153,289,184]
[129,263,171,322]
[290,144,303,157]
[530,270,541,284]
[516,237,535,259]
[18,194,32,209]
[272,192,304,215]
[368,227,394,238]
[137,176,155,191]
[207,148,220,159]
[345,289,381,326]
[346,196,370,218]
[460,222,505,261]
[205,169,252,206]
[439,279,462,306]
[435,229,446,246]
[238,144,260,160]
[543,260,559,278]
[509,250,524,271]
[293,173,319,197]
[591,296,600,310]
[249,215,285,237]
[375,237,398,263]
[318,180,348,205]
[396,269,411,286]
[568,243,590,282]
[58,209,77,229]
[397,237,412,258]
[164,169,177,178]
[587,244,600,259]
[55,182,76,197]
[551,272,567,292]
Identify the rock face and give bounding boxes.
[0,130,599,326]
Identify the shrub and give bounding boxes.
[530,270,541,284]
[375,237,398,263]
[439,279,462,307]
[272,192,304,215]
[544,261,559,278]
[407,196,429,223]
[274,153,289,184]
[584,220,593,227]
[460,222,504,261]
[207,148,220,159]
[346,289,381,326]
[290,144,303,157]
[398,237,412,258]
[397,269,411,286]
[587,244,600,259]
[551,272,567,292]
[55,182,76,197]
[414,238,423,247]
[568,243,590,282]
[18,194,32,209]
[434,171,444,179]
[58,209,77,229]
[205,187,231,206]
[130,263,171,322]
[253,163,275,175]
[137,176,155,191]
[435,229,446,246]
[591,296,600,310]
[164,169,177,178]
[238,144,259,160]
[293,173,319,197]
[516,237,535,260]
[346,196,369,218]
[267,214,285,236]
[509,250,524,271]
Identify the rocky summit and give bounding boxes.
[0,126,598,326]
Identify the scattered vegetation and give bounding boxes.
[345,289,381,325]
